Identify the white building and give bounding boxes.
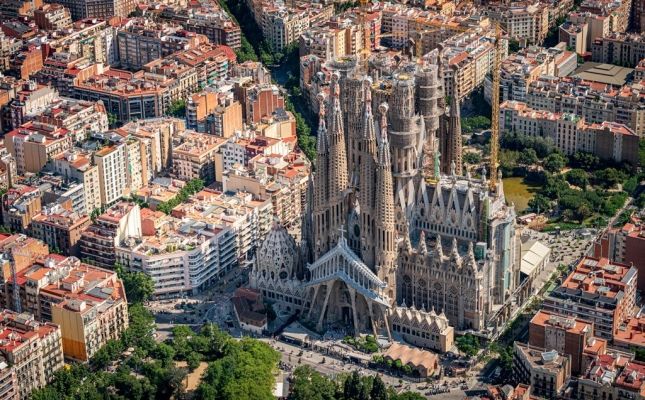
[94,143,128,206]
[116,218,237,297]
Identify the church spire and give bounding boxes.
[312,93,331,258]
[357,77,378,269]
[328,72,349,197]
[374,102,397,303]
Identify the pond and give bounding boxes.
[502,177,541,213]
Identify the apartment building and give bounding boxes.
[0,234,50,287]
[593,219,645,292]
[591,33,645,67]
[156,2,241,49]
[529,310,607,375]
[575,354,645,400]
[170,190,273,264]
[209,99,244,138]
[542,257,637,341]
[46,0,136,20]
[7,81,57,130]
[245,84,286,124]
[9,45,43,80]
[513,343,571,399]
[246,0,334,52]
[44,18,117,66]
[3,256,129,362]
[381,3,485,52]
[559,22,588,56]
[1,185,42,233]
[171,43,235,89]
[117,19,209,70]
[93,143,128,206]
[484,45,576,104]
[0,310,64,400]
[487,2,549,46]
[0,0,43,18]
[186,91,219,132]
[222,151,308,228]
[171,129,226,185]
[579,0,633,33]
[134,179,182,211]
[115,209,237,297]
[73,67,179,123]
[118,118,177,175]
[48,149,102,215]
[29,97,109,142]
[526,76,645,137]
[30,207,91,256]
[300,9,381,62]
[34,4,72,31]
[441,27,506,101]
[568,12,610,53]
[79,202,142,269]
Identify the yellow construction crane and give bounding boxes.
[488,22,502,192]
[358,0,371,69]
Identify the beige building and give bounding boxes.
[4,121,73,175]
[118,118,178,175]
[2,185,42,233]
[210,99,243,138]
[489,2,549,46]
[3,256,129,363]
[186,91,219,132]
[30,207,91,256]
[33,4,71,31]
[513,343,571,399]
[0,310,64,400]
[171,129,226,185]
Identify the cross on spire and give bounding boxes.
[338,226,347,241]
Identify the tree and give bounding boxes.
[565,169,589,189]
[544,153,567,173]
[168,99,187,118]
[509,39,521,53]
[288,366,337,400]
[595,168,626,188]
[370,375,388,400]
[455,334,480,357]
[115,263,155,304]
[344,371,363,400]
[186,351,202,371]
[107,112,119,129]
[528,194,550,213]
[463,152,482,165]
[517,148,538,166]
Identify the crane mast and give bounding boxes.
[489,23,502,192]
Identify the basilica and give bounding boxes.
[249,55,518,341]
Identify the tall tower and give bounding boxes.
[326,72,349,249]
[356,78,378,268]
[375,103,397,302]
[345,76,365,184]
[312,73,349,259]
[439,76,463,175]
[415,62,442,181]
[312,94,331,258]
[388,72,425,231]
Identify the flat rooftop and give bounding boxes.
[572,62,634,86]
